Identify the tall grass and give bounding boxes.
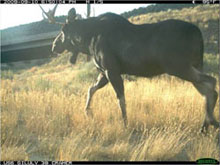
[1,52,219,161]
[1,5,219,160]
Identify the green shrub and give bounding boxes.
[44,52,72,67]
[1,70,14,80]
[34,77,53,91]
[203,54,219,75]
[75,68,98,83]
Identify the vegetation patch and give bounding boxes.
[1,5,219,161]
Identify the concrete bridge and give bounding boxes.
[1,31,59,63]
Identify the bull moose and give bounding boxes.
[40,5,219,132]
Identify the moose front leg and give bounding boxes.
[85,73,108,116]
[106,71,128,127]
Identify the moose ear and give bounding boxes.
[66,8,76,23]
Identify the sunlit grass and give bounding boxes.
[1,52,219,161]
[129,5,219,25]
[1,4,219,161]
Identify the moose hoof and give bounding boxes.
[123,118,128,128]
[201,122,209,134]
[211,121,219,129]
[85,108,93,118]
[201,121,219,134]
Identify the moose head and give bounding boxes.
[39,5,81,64]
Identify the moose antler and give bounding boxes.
[39,4,64,25]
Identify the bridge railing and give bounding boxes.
[1,31,60,63]
[1,31,60,52]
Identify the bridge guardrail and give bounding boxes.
[1,31,60,62]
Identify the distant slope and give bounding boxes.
[121,4,198,19]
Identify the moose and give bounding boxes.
[40,5,219,132]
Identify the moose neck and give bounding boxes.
[71,18,104,56]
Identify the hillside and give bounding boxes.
[121,4,199,18]
[1,52,219,161]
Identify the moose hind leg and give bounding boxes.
[193,74,218,131]
[106,71,127,127]
[85,73,108,116]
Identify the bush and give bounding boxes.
[203,53,219,75]
[1,70,14,80]
[75,63,99,83]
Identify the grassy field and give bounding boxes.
[1,52,219,161]
[1,4,219,162]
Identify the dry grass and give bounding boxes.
[1,53,219,161]
[129,5,219,24]
[1,5,219,161]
